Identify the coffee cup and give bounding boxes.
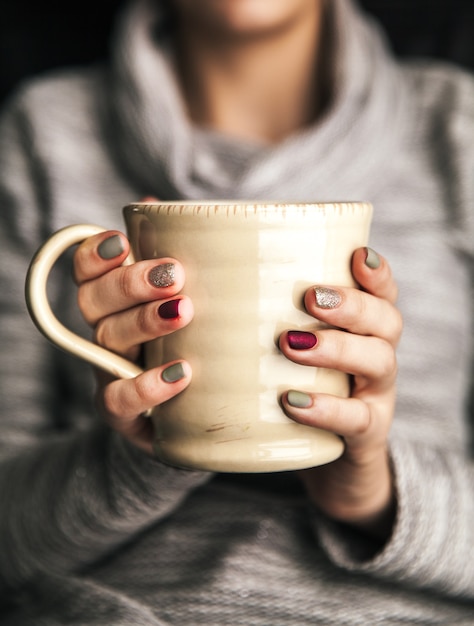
[25,201,372,472]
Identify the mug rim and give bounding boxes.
[123,200,373,217]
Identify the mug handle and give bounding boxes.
[25,224,144,379]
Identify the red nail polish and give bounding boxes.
[287,331,317,350]
[158,299,180,319]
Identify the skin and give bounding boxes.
[74,0,402,541]
[281,249,400,539]
[171,0,328,142]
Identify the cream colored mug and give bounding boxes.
[25,201,372,472]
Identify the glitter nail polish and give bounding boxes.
[314,287,342,309]
[148,263,175,288]
[287,330,317,350]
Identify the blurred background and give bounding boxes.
[0,0,473,106]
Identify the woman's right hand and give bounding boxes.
[73,230,194,454]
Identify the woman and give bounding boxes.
[0,0,472,623]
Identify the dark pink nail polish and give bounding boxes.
[158,299,180,319]
[287,331,317,350]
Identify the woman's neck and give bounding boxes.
[174,4,328,144]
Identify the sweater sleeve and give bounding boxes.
[312,438,474,598]
[0,93,211,595]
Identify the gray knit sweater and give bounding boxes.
[0,0,473,623]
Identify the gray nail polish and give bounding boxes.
[98,235,125,259]
[287,390,312,408]
[314,287,342,309]
[162,362,185,383]
[149,263,175,288]
[365,247,381,269]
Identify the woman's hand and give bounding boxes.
[279,248,402,539]
[73,230,194,455]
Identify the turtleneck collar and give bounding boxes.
[107,0,409,202]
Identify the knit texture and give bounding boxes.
[0,0,473,623]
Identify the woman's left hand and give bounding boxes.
[279,248,402,540]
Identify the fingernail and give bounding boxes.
[162,362,186,383]
[365,247,381,269]
[314,287,342,309]
[148,263,175,288]
[158,299,180,319]
[98,235,125,259]
[287,390,312,408]
[288,330,317,350]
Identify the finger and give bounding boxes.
[99,360,192,451]
[303,286,403,346]
[102,360,191,420]
[78,258,185,326]
[281,391,371,439]
[94,295,194,358]
[352,247,398,304]
[74,231,130,284]
[280,329,397,388]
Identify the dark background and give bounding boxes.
[0,0,473,106]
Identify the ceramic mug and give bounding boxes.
[25,201,373,472]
